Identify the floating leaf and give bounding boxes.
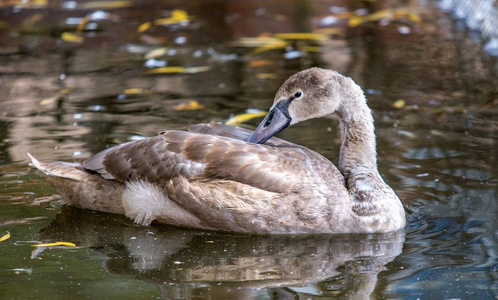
[12,268,32,275]
[0,0,47,8]
[146,66,210,74]
[32,241,76,247]
[171,9,189,20]
[145,47,168,59]
[273,33,326,41]
[137,22,151,33]
[225,111,267,126]
[249,39,288,55]
[124,88,146,95]
[393,99,406,108]
[40,95,61,106]
[173,101,204,111]
[300,45,321,52]
[154,9,191,26]
[233,37,282,47]
[78,0,132,9]
[313,28,342,35]
[256,73,277,79]
[349,8,422,27]
[61,32,83,43]
[76,15,91,33]
[248,60,274,67]
[0,231,10,242]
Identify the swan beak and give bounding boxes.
[246,105,292,144]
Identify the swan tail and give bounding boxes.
[27,153,125,214]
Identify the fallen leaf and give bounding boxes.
[300,45,321,52]
[225,111,267,126]
[32,241,76,247]
[12,268,32,275]
[145,47,168,59]
[40,95,60,106]
[0,231,10,242]
[78,0,132,9]
[61,32,83,43]
[137,22,151,33]
[393,99,406,108]
[273,33,326,41]
[76,15,91,33]
[249,39,288,55]
[173,101,204,111]
[256,73,277,79]
[349,8,422,27]
[0,0,47,8]
[154,9,191,26]
[248,60,274,67]
[124,88,146,95]
[146,66,210,74]
[233,37,283,47]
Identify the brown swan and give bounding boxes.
[29,68,406,234]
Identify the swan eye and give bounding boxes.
[294,91,302,99]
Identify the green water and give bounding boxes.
[1,0,497,298]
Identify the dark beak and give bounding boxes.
[246,103,292,144]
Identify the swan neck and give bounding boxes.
[337,93,378,179]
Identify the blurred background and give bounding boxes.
[0,0,497,299]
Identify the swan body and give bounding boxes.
[29,68,406,234]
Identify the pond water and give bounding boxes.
[1,0,497,299]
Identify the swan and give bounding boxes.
[29,68,406,234]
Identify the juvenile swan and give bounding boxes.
[29,68,406,234]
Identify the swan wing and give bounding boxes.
[83,129,309,193]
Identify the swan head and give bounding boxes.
[247,68,361,144]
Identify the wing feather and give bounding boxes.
[83,125,316,192]
[188,123,298,147]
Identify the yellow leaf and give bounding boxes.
[0,232,10,242]
[225,111,267,126]
[147,66,186,74]
[154,9,191,26]
[77,15,91,33]
[124,88,144,95]
[78,0,132,9]
[32,241,76,247]
[248,60,274,67]
[146,66,210,74]
[256,73,277,79]
[171,9,189,21]
[407,12,422,24]
[301,45,321,52]
[249,39,288,55]
[137,22,151,33]
[154,18,178,26]
[173,101,204,111]
[393,99,406,108]
[145,47,168,59]
[273,33,326,41]
[368,9,392,21]
[233,37,283,47]
[61,32,83,43]
[348,16,364,27]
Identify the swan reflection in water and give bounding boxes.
[38,207,405,299]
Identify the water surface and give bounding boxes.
[1,0,497,298]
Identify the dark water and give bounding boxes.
[1,0,497,299]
